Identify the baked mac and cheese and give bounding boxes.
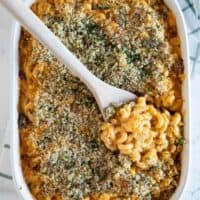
[19,0,185,199]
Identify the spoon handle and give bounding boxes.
[1,0,102,91]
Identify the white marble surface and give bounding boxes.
[0,2,200,200]
[0,5,12,152]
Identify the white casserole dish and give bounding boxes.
[9,0,191,199]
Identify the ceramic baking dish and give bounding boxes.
[9,0,190,199]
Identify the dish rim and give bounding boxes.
[9,0,191,199]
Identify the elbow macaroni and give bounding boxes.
[101,97,183,170]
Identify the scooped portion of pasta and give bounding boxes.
[101,96,184,196]
[101,96,184,167]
